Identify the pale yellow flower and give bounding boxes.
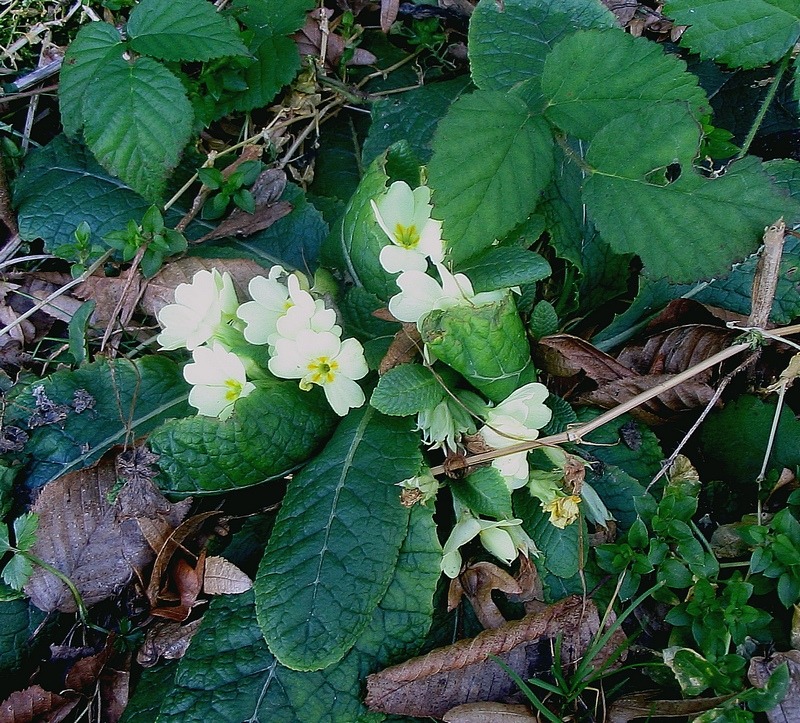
[542,495,582,529]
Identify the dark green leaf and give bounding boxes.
[515,491,582,579]
[456,246,551,293]
[232,0,315,36]
[451,467,514,520]
[120,662,178,723]
[149,382,336,495]
[665,647,718,696]
[68,300,95,365]
[370,364,444,416]
[0,598,45,675]
[529,300,559,340]
[256,409,421,670]
[747,661,790,712]
[82,56,193,201]
[127,0,248,61]
[428,91,554,264]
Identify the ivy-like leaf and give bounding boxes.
[428,91,554,264]
[127,0,248,61]
[256,409,422,671]
[5,356,191,489]
[370,364,445,417]
[148,382,337,495]
[583,104,799,282]
[82,56,193,201]
[451,467,514,520]
[58,23,124,138]
[542,29,710,140]
[420,293,534,402]
[157,505,440,722]
[468,0,615,91]
[456,246,551,293]
[666,0,800,69]
[14,136,152,256]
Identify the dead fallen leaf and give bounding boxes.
[137,618,203,668]
[203,555,252,595]
[379,323,422,375]
[0,685,76,723]
[0,281,38,347]
[380,0,400,31]
[450,562,523,629]
[140,256,267,320]
[608,691,735,723]
[748,651,800,723]
[293,9,377,68]
[365,596,625,718]
[73,268,143,328]
[23,448,186,613]
[150,553,205,622]
[444,702,536,722]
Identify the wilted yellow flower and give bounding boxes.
[542,495,581,529]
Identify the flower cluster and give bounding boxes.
[157,266,368,419]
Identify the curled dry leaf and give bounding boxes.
[379,323,422,375]
[450,561,523,629]
[366,596,625,718]
[203,555,252,595]
[748,651,800,723]
[608,691,736,723]
[24,448,186,613]
[137,618,203,668]
[294,9,377,68]
[443,702,536,722]
[0,685,76,723]
[140,256,267,320]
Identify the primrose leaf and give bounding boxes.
[468,0,615,91]
[452,467,514,520]
[127,0,248,61]
[82,56,193,201]
[371,364,445,417]
[5,356,191,490]
[583,104,800,282]
[420,293,534,402]
[542,29,710,140]
[665,0,800,69]
[256,409,422,670]
[428,91,554,264]
[456,246,551,293]
[14,136,152,257]
[148,382,337,495]
[157,505,439,722]
[58,23,124,138]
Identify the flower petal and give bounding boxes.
[323,375,365,416]
[335,338,369,380]
[379,244,428,274]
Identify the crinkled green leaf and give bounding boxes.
[456,246,551,293]
[232,0,315,35]
[514,490,582,579]
[665,0,800,69]
[256,409,422,670]
[121,662,178,723]
[468,0,615,91]
[197,183,327,274]
[14,135,152,256]
[338,287,399,344]
[428,91,554,264]
[0,598,45,675]
[58,23,124,138]
[158,505,439,721]
[5,356,191,490]
[542,29,710,139]
[420,293,533,403]
[583,104,800,282]
[149,382,336,495]
[370,364,444,417]
[530,300,559,340]
[127,0,248,61]
[363,77,472,165]
[451,467,514,520]
[82,56,193,201]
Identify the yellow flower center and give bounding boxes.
[224,378,244,402]
[307,356,338,385]
[393,223,420,249]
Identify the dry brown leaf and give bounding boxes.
[0,685,76,723]
[151,553,205,621]
[140,256,267,320]
[748,651,800,723]
[380,0,401,31]
[203,555,252,595]
[379,323,422,374]
[365,596,625,718]
[137,618,203,667]
[600,0,637,25]
[22,448,186,613]
[608,691,735,723]
[444,702,536,722]
[450,561,523,629]
[294,9,378,68]
[0,281,38,347]
[73,269,143,328]
[536,335,632,381]
[98,662,130,723]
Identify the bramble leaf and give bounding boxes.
[371,364,445,417]
[666,0,800,69]
[428,91,554,264]
[82,56,193,201]
[256,409,422,670]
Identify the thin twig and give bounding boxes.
[756,380,788,525]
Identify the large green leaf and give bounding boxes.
[148,382,336,495]
[5,356,191,490]
[452,467,514,520]
[58,23,124,138]
[456,246,551,293]
[666,0,800,69]
[583,104,799,282]
[232,0,315,35]
[82,56,193,201]
[428,91,554,264]
[468,0,615,91]
[0,599,44,675]
[256,409,422,670]
[585,464,649,530]
[370,364,444,417]
[542,29,710,140]
[121,663,178,723]
[420,293,534,403]
[127,0,248,61]
[14,135,151,256]
[157,505,440,722]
